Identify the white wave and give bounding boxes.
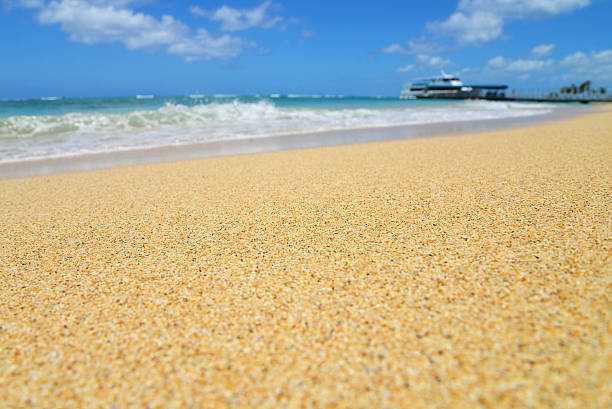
[0,100,553,163]
[287,94,325,98]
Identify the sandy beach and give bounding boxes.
[1,110,610,408]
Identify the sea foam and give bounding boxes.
[0,99,553,163]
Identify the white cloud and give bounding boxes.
[482,48,612,82]
[11,0,257,61]
[487,55,554,72]
[381,38,446,56]
[167,29,249,61]
[381,43,409,55]
[487,56,507,68]
[191,1,283,32]
[406,38,442,55]
[396,64,415,73]
[560,49,612,80]
[388,54,451,74]
[561,51,589,67]
[427,10,502,45]
[457,0,590,18]
[427,0,589,46]
[417,54,452,68]
[383,1,589,60]
[531,43,555,57]
[37,0,188,50]
[507,58,555,72]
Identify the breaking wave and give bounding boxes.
[0,99,552,162]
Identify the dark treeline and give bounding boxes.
[550,80,607,97]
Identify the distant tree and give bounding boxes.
[558,82,607,98]
[578,80,591,94]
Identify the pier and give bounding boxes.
[416,90,611,104]
[403,75,611,103]
[483,88,612,104]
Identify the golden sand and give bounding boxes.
[1,111,610,408]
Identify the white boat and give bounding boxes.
[401,72,507,99]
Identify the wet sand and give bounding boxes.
[0,110,610,408]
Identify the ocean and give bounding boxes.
[0,95,556,164]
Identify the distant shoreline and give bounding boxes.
[0,104,594,180]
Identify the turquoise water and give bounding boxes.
[0,95,554,163]
[0,95,455,118]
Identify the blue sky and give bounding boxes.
[1,0,611,98]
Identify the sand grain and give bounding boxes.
[1,112,611,408]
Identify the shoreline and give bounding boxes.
[0,104,593,180]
